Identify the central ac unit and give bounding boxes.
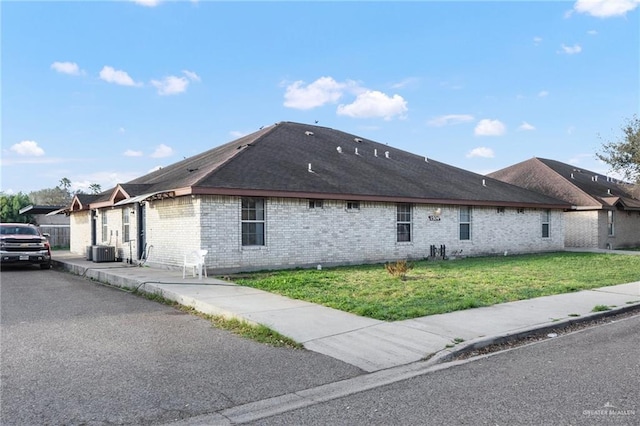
[92,245,116,262]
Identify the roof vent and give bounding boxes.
[354,137,363,143]
[425,157,429,163]
[355,147,359,155]
[305,131,314,136]
[308,163,314,173]
[570,173,574,179]
[337,146,342,153]
[607,188,612,195]
[482,179,487,187]
[374,149,378,157]
[593,175,598,182]
[384,151,390,159]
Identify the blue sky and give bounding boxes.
[2,0,638,195]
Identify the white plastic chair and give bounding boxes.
[183,249,208,279]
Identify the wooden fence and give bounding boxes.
[40,225,70,248]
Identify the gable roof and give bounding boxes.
[96,122,569,209]
[488,157,640,210]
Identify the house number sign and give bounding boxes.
[428,215,441,221]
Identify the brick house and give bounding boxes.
[489,157,640,249]
[67,122,569,273]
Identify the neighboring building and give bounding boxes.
[18,205,70,248]
[67,122,569,273]
[489,157,640,249]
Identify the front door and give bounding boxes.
[137,203,146,259]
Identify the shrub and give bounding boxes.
[385,260,413,280]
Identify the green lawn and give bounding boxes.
[231,252,640,321]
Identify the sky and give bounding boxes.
[1,0,639,195]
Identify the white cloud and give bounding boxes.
[518,122,536,131]
[229,130,247,138]
[466,147,495,158]
[182,70,201,82]
[283,76,350,110]
[151,75,189,95]
[390,77,419,89]
[132,0,161,7]
[427,114,475,127]
[151,70,200,95]
[337,91,408,120]
[573,0,639,18]
[587,29,598,35]
[533,36,543,45]
[150,144,174,158]
[99,66,141,86]
[118,127,126,133]
[538,90,549,98]
[10,140,45,156]
[51,61,83,76]
[474,119,506,136]
[560,43,582,54]
[123,149,143,157]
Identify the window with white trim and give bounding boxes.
[101,211,108,242]
[542,209,551,238]
[397,203,412,242]
[242,197,265,246]
[459,206,471,240]
[607,210,615,236]
[122,209,130,242]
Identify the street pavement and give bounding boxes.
[52,249,640,373]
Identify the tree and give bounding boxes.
[0,193,33,223]
[597,115,640,183]
[59,177,71,192]
[28,187,72,206]
[89,183,102,194]
[28,176,75,205]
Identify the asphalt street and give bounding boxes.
[248,314,640,425]
[0,268,363,425]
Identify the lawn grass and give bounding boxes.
[231,252,640,321]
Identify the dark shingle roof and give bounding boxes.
[488,157,640,209]
[120,122,567,208]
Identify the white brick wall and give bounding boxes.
[564,210,599,247]
[136,195,564,272]
[563,209,640,249]
[70,210,92,256]
[70,196,565,271]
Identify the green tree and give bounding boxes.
[28,187,72,205]
[89,183,102,194]
[597,115,640,183]
[59,177,72,192]
[0,193,33,223]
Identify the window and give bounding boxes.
[346,201,360,210]
[459,206,471,240]
[607,210,615,236]
[101,211,108,242]
[122,209,130,243]
[242,198,265,246]
[542,209,550,238]
[309,199,323,209]
[397,203,412,242]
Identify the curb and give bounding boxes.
[425,302,640,366]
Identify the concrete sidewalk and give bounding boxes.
[52,251,640,372]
